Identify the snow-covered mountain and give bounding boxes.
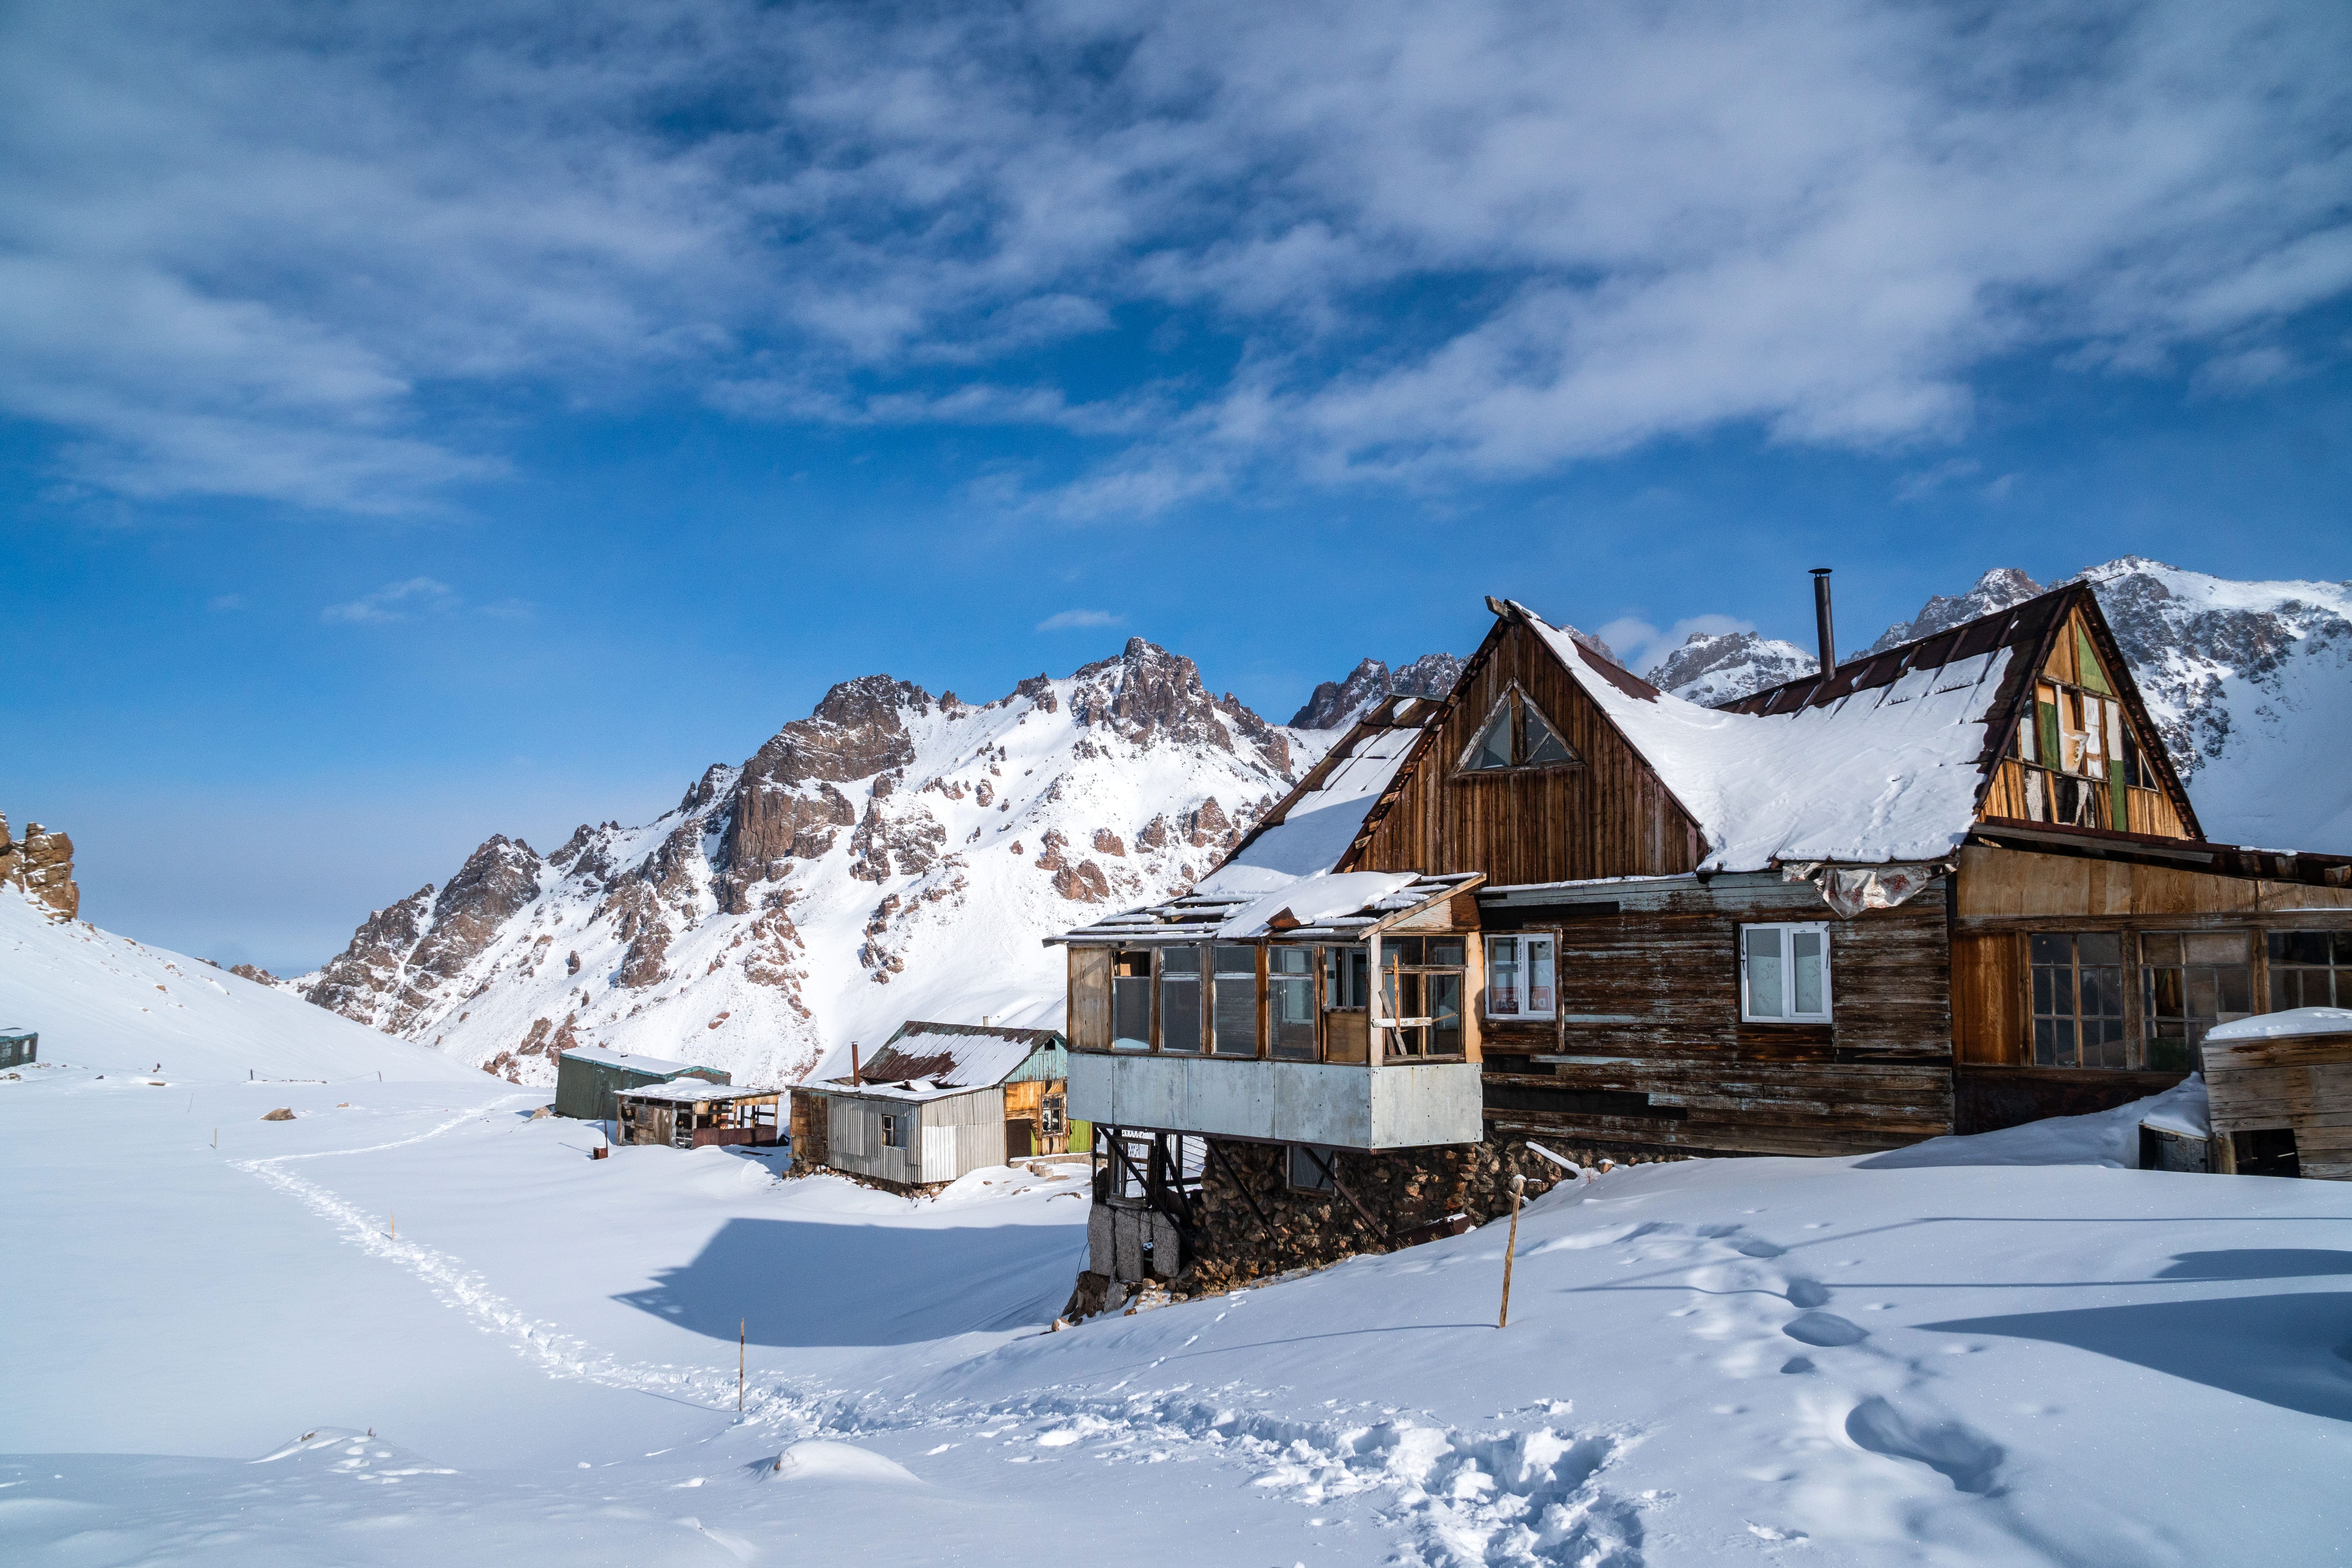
[295,639,1343,1086]
[1642,631,1818,705]
[1289,653,1465,729]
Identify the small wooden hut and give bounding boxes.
[2202,1007,2352,1180]
[0,1025,34,1070]
[613,1081,784,1150]
[791,1020,1069,1191]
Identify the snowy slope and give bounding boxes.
[5,1059,2347,1564]
[0,891,483,1084]
[296,640,1336,1087]
[1641,629,1818,704]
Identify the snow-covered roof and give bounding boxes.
[558,1045,702,1076]
[614,1079,780,1103]
[2206,1006,2352,1044]
[1053,869,1482,947]
[804,1019,1063,1100]
[1201,697,1435,896]
[1521,607,2014,871]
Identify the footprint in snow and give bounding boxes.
[1784,1279,1832,1309]
[1732,1238,1786,1258]
[1781,1311,1869,1347]
[1844,1397,2005,1495]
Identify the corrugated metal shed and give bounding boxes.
[0,1025,34,1070]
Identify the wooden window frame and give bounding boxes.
[1452,684,1583,778]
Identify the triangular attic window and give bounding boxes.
[1461,689,1581,771]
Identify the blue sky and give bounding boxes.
[3,0,2349,973]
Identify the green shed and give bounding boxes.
[553,1045,728,1122]
[0,1026,34,1070]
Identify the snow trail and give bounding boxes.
[232,1098,824,1429]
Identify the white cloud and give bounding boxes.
[2,0,2346,514]
[1035,608,1122,632]
[321,577,456,624]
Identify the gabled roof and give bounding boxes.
[558,1045,710,1077]
[1720,580,2201,840]
[804,1018,1065,1102]
[1209,693,1439,893]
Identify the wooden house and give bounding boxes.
[790,1021,1069,1192]
[1051,581,2352,1296]
[553,1045,729,1123]
[613,1082,784,1150]
[0,1025,33,1070]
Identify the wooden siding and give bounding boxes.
[2204,1031,2352,1181]
[1953,844,2352,924]
[1352,619,1700,885]
[1950,931,2025,1067]
[1475,878,1953,1157]
[1068,947,1111,1052]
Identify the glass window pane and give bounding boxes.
[2077,932,2121,966]
[1271,977,1316,1059]
[1113,975,1151,1050]
[1527,937,1555,1016]
[2334,931,2352,966]
[1427,937,1465,967]
[2031,933,2072,965]
[1746,927,1785,1019]
[1270,946,1312,976]
[1522,708,1575,765]
[2034,1017,2056,1065]
[1470,706,1512,769]
[1792,929,1825,1016]
[1488,938,1522,1016]
[1213,945,1255,976]
[2270,971,2298,1012]
[1160,952,1201,1051]
[1387,936,1425,967]
[1428,973,1463,1055]
[1212,974,1258,1056]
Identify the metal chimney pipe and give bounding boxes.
[849,1042,862,1086]
[1810,568,1837,675]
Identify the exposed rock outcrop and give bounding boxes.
[1644,630,1817,706]
[0,812,79,921]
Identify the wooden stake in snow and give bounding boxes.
[390,1212,395,1241]
[739,1319,746,1413]
[1497,1174,1526,1328]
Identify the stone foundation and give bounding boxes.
[1066,1132,1693,1313]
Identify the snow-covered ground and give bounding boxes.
[6,897,2350,1564]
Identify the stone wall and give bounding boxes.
[1062,1132,1690,1317]
[0,811,78,921]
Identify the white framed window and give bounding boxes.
[1485,935,1556,1019]
[1740,923,1831,1022]
[879,1111,911,1149]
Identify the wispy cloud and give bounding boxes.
[205,593,245,612]
[321,577,456,624]
[1035,608,1122,632]
[4,0,2346,515]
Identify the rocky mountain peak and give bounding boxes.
[1867,568,2046,653]
[1069,637,1249,757]
[1643,631,1817,706]
[1289,652,1466,729]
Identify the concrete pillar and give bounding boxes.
[1112,1208,1144,1282]
[1148,1210,1181,1280]
[1087,1203,1114,1276]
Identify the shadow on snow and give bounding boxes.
[614,1215,1084,1347]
